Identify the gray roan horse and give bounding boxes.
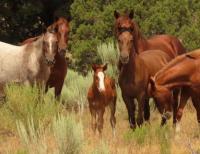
[0,30,58,99]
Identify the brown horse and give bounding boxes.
[87,64,117,136]
[114,11,186,59]
[21,17,70,99]
[114,10,186,129]
[149,49,200,130]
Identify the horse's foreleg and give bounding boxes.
[191,96,200,125]
[109,97,116,137]
[174,87,190,132]
[144,97,150,122]
[137,94,146,127]
[54,79,64,100]
[89,106,97,134]
[161,91,173,126]
[173,89,179,125]
[122,93,136,129]
[0,84,6,102]
[97,108,105,137]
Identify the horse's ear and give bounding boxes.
[114,10,120,19]
[103,63,108,71]
[54,16,59,22]
[129,10,134,19]
[92,64,97,71]
[67,16,72,22]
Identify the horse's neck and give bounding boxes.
[119,51,139,82]
[137,34,148,53]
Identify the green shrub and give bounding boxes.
[52,114,84,154]
[97,41,119,80]
[62,69,92,111]
[0,84,59,132]
[91,141,110,154]
[124,125,150,145]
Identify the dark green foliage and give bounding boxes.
[70,0,200,73]
[1,0,200,73]
[0,0,72,43]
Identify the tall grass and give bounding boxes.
[97,41,119,80]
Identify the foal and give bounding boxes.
[87,64,117,136]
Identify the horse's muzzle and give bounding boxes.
[59,49,68,57]
[45,58,56,66]
[120,52,129,64]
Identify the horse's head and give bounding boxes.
[48,17,70,57]
[92,63,108,92]
[149,77,173,121]
[43,31,58,66]
[114,10,139,64]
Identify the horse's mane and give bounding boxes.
[19,36,40,45]
[154,50,200,81]
[154,54,186,80]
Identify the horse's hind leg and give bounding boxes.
[109,97,116,137]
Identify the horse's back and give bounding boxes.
[139,50,172,76]
[147,34,186,57]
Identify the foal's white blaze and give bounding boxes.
[97,72,105,92]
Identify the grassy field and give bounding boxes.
[0,42,199,154]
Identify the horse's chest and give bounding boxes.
[90,95,112,109]
[119,78,145,97]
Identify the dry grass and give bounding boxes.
[0,99,200,154]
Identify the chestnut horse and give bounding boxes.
[149,49,200,131]
[114,10,186,129]
[21,17,70,99]
[0,30,58,98]
[87,64,117,136]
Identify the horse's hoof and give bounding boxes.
[130,124,136,130]
[162,112,172,120]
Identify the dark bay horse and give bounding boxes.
[114,10,186,129]
[0,30,58,98]
[149,49,200,131]
[87,64,117,136]
[21,17,70,99]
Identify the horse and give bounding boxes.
[0,30,58,98]
[149,49,200,131]
[87,64,117,136]
[21,17,70,99]
[114,10,186,128]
